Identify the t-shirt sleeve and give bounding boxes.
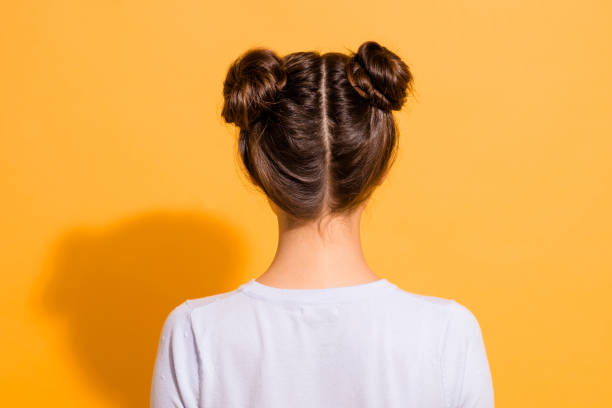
[440,300,495,408]
[150,301,200,408]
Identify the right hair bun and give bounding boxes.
[222,48,287,130]
[346,41,413,111]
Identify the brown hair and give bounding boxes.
[221,41,414,224]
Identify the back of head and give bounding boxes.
[221,41,414,224]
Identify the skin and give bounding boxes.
[255,196,384,290]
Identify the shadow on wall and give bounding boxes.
[30,210,248,407]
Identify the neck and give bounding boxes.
[256,205,381,289]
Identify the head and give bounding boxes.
[221,41,414,230]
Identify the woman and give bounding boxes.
[150,40,494,408]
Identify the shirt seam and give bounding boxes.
[184,300,201,407]
[439,301,452,408]
[237,285,396,307]
[453,301,470,406]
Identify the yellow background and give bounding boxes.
[2,1,611,406]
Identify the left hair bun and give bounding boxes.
[221,48,287,130]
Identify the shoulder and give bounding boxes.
[389,286,485,349]
[389,286,457,323]
[161,288,242,329]
[442,299,484,343]
[157,301,194,341]
[393,286,480,326]
[185,288,241,311]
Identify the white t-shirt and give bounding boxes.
[150,278,494,408]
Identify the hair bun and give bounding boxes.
[222,48,287,130]
[346,41,413,111]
